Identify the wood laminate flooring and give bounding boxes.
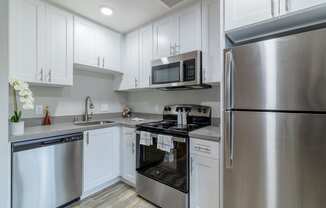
[70,183,158,208]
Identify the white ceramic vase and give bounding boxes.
[10,121,25,136]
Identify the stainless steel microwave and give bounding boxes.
[151,50,208,89]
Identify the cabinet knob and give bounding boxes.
[102,57,105,68]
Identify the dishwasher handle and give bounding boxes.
[12,132,83,152]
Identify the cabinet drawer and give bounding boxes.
[190,138,219,159]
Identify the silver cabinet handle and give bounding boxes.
[102,57,105,68]
[132,141,135,154]
[190,157,194,174]
[194,145,211,153]
[224,111,233,169]
[285,0,290,12]
[48,69,52,82]
[134,78,138,88]
[86,132,90,145]
[40,68,44,81]
[149,76,151,86]
[271,0,275,17]
[97,57,100,67]
[224,50,233,110]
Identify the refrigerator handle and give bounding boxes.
[224,50,233,110]
[224,111,233,168]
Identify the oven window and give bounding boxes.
[152,62,181,84]
[136,136,188,193]
[183,59,196,82]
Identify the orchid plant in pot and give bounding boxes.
[9,79,34,135]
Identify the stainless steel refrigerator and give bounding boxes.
[224,28,326,208]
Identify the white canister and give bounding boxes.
[10,121,25,136]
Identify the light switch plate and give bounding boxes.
[100,104,109,112]
[35,105,43,115]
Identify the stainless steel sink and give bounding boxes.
[74,120,114,126]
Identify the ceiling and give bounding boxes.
[46,0,195,33]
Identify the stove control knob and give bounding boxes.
[203,109,207,114]
[198,108,202,113]
[168,107,171,111]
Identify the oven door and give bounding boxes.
[136,132,189,193]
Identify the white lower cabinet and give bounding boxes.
[83,127,120,197]
[120,127,136,186]
[190,138,220,208]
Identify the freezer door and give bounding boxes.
[224,111,326,208]
[225,28,326,111]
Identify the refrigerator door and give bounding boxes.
[225,28,326,111]
[224,111,326,208]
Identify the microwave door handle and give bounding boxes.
[180,61,184,82]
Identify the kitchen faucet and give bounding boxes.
[84,96,94,121]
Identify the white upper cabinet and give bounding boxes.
[10,0,44,83]
[10,0,73,86]
[225,0,273,31]
[74,17,97,67]
[153,16,179,58]
[202,0,223,84]
[178,2,202,54]
[120,31,140,90]
[46,5,73,85]
[153,2,202,58]
[280,0,326,13]
[74,17,122,73]
[139,24,153,89]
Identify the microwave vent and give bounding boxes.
[159,0,184,8]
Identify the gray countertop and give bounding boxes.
[189,126,220,142]
[10,117,161,143]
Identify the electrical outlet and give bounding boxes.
[35,105,43,115]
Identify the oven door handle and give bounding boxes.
[137,131,186,143]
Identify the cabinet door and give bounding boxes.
[46,5,73,86]
[83,128,118,194]
[282,0,326,13]
[10,0,45,83]
[124,31,140,89]
[139,25,153,88]
[225,0,273,31]
[153,16,178,58]
[74,17,98,68]
[202,0,223,84]
[178,2,202,54]
[121,128,136,185]
[190,155,219,208]
[106,30,122,72]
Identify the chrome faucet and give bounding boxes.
[84,96,94,121]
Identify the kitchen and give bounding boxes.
[1,0,326,208]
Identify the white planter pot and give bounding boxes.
[10,121,25,136]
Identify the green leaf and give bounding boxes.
[10,115,16,123]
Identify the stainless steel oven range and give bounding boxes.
[135,105,211,208]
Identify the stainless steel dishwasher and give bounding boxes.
[12,133,83,208]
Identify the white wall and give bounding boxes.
[0,0,11,207]
[127,86,220,117]
[10,70,128,118]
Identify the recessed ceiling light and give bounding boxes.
[100,6,113,16]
